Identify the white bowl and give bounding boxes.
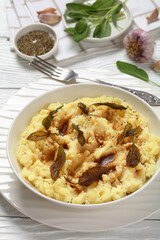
[14,23,58,61]
[7,84,160,209]
[63,0,132,43]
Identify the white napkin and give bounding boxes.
[6,0,160,61]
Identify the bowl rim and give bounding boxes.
[14,23,58,60]
[7,83,160,209]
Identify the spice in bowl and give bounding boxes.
[17,30,54,56]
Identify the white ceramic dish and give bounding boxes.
[14,23,58,61]
[7,83,160,208]
[63,0,132,43]
[1,82,160,231]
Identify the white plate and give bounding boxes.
[63,0,132,43]
[1,75,160,232]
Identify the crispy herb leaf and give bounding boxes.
[93,19,111,38]
[112,3,123,27]
[93,102,127,110]
[77,102,89,115]
[126,126,142,137]
[78,130,86,147]
[72,123,86,146]
[99,154,115,166]
[73,24,90,42]
[78,166,111,186]
[126,143,141,168]
[75,19,88,34]
[50,145,66,180]
[42,105,63,130]
[72,123,79,131]
[59,120,69,136]
[27,130,50,141]
[117,123,132,144]
[64,27,75,35]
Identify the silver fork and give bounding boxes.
[29,56,160,106]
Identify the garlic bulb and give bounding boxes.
[123,29,154,63]
[38,13,61,26]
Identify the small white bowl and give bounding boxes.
[14,23,58,61]
[7,83,160,210]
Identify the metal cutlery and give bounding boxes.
[29,56,160,106]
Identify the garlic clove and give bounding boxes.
[146,8,159,23]
[37,7,56,15]
[151,60,160,73]
[38,13,61,26]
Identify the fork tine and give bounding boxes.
[35,56,62,71]
[29,61,60,78]
[32,57,62,75]
[34,56,62,71]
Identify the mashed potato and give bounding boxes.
[17,96,160,204]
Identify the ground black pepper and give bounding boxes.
[17,30,54,56]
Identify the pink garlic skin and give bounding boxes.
[123,29,154,63]
[38,13,61,26]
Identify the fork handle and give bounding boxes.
[77,76,160,106]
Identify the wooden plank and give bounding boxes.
[0,89,18,108]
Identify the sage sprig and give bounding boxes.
[64,0,127,42]
[116,61,160,87]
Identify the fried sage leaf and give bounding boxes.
[78,166,111,186]
[126,143,141,168]
[42,105,63,129]
[72,123,86,146]
[50,145,66,180]
[93,102,127,110]
[77,102,89,115]
[126,126,142,137]
[117,123,132,144]
[27,130,50,141]
[99,154,115,167]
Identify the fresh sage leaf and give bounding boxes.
[67,10,89,20]
[112,3,123,27]
[66,3,94,12]
[50,145,66,180]
[92,0,116,10]
[27,130,50,141]
[64,27,75,35]
[117,61,160,87]
[93,19,111,38]
[42,105,63,130]
[116,61,149,82]
[73,25,90,42]
[72,123,86,147]
[75,19,88,34]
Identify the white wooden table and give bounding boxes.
[1,0,160,239]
